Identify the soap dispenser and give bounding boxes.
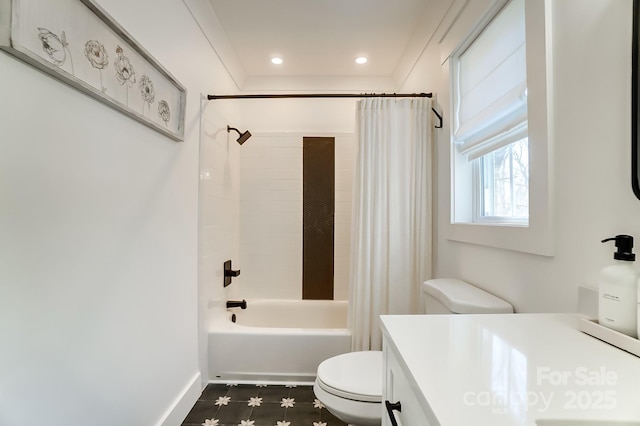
[598,235,639,337]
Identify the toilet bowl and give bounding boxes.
[313,351,382,426]
[314,278,513,426]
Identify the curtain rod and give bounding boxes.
[207,92,443,128]
[207,92,432,99]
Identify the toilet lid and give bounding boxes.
[316,351,382,403]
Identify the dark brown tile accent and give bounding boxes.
[303,137,335,300]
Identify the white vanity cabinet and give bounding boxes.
[382,341,433,426]
[380,314,640,425]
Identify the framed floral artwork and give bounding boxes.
[0,0,186,141]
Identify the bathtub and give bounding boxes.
[208,299,351,383]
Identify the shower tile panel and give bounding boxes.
[303,137,335,300]
[238,134,353,300]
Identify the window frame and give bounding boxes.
[447,0,553,256]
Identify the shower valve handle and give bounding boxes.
[225,269,241,277]
[223,260,240,287]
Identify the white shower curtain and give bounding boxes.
[348,97,434,351]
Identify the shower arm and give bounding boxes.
[208,92,443,129]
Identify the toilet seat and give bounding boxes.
[315,351,382,403]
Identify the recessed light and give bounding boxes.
[355,56,368,64]
[271,57,283,65]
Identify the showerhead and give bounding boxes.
[236,130,252,145]
[227,125,252,145]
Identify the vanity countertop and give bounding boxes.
[379,313,640,425]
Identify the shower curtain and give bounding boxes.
[348,97,434,351]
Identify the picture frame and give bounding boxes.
[0,0,186,141]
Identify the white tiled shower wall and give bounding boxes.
[199,108,242,301]
[198,105,242,383]
[239,134,356,300]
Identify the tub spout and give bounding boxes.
[226,299,247,309]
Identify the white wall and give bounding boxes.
[0,0,237,424]
[402,0,640,313]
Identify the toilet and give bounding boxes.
[313,278,514,426]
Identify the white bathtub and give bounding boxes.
[208,299,351,383]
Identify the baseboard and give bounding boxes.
[157,372,202,426]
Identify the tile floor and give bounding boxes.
[181,383,348,426]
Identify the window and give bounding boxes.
[477,137,529,220]
[452,0,529,225]
[446,0,552,256]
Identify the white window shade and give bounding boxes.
[454,0,527,158]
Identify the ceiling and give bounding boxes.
[186,0,454,90]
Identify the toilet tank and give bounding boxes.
[422,279,513,314]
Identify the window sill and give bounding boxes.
[472,218,529,226]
